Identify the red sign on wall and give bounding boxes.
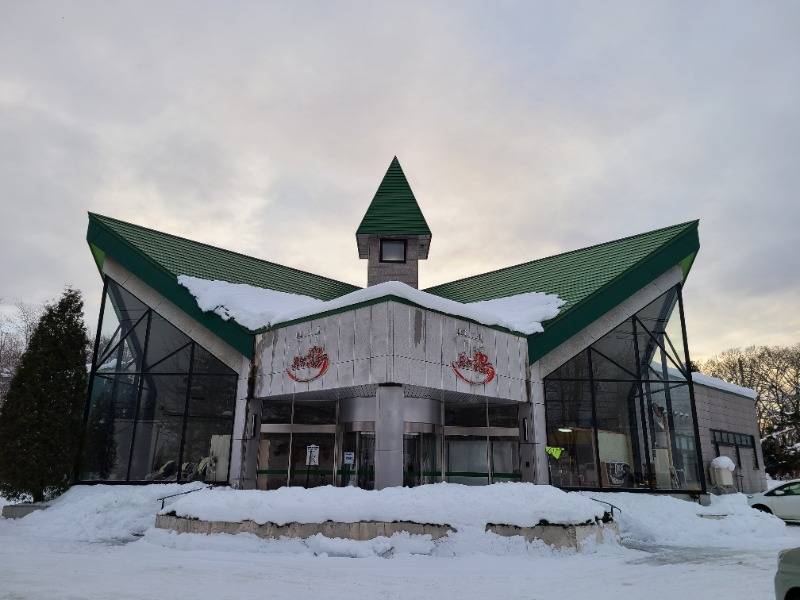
[287,345,329,382]
[451,351,496,385]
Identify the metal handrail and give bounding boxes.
[156,485,207,510]
[589,497,622,517]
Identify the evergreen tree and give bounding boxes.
[0,288,88,502]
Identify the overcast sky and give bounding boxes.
[1,1,798,359]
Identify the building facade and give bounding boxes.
[78,158,761,495]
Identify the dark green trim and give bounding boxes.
[89,243,105,275]
[87,215,256,358]
[527,223,699,363]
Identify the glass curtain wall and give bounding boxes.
[257,398,337,489]
[444,401,521,485]
[80,278,238,483]
[544,285,703,492]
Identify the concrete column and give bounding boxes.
[518,401,536,483]
[229,358,255,489]
[529,361,549,484]
[374,384,404,489]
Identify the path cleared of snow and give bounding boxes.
[1,484,797,600]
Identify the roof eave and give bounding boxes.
[527,222,700,364]
[86,215,256,359]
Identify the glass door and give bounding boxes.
[339,426,375,490]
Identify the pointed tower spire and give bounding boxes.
[356,157,432,288]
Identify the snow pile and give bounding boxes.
[176,276,325,330]
[2,483,203,541]
[691,372,758,399]
[710,456,737,471]
[584,491,789,548]
[165,483,605,528]
[177,276,564,335]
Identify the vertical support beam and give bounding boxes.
[374,384,403,489]
[76,275,109,482]
[528,361,549,484]
[229,356,255,489]
[677,283,707,494]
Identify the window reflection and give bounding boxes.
[81,278,238,484]
[544,285,702,492]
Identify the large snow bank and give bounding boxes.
[165,483,605,528]
[583,491,788,548]
[177,276,564,335]
[2,483,202,541]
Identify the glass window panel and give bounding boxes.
[402,432,441,487]
[545,379,597,487]
[445,437,488,485]
[339,431,375,490]
[591,349,639,381]
[96,314,148,374]
[182,417,234,482]
[192,344,237,375]
[590,320,639,380]
[292,399,336,425]
[262,399,293,424]
[380,239,406,262]
[491,438,520,481]
[79,373,138,481]
[288,432,335,488]
[643,382,701,491]
[128,375,187,481]
[257,433,291,490]
[593,380,643,488]
[144,313,192,371]
[187,375,237,419]
[488,403,519,428]
[546,350,590,380]
[637,288,678,342]
[445,401,486,427]
[146,344,192,374]
[96,281,149,361]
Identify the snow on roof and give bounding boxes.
[177,276,564,335]
[691,372,758,399]
[650,362,758,400]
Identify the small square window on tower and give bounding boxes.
[380,239,406,263]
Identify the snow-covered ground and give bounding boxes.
[1,484,796,600]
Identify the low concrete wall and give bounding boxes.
[488,521,618,549]
[155,514,617,548]
[156,514,453,540]
[1,503,51,519]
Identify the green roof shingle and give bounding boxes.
[425,220,700,363]
[356,157,432,236]
[87,213,361,357]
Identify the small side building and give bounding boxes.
[692,373,765,493]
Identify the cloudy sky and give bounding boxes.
[1,1,798,359]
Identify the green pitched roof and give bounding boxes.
[424,220,700,363]
[87,213,360,357]
[356,157,432,236]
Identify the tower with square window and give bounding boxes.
[356,157,431,288]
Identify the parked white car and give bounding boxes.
[775,547,800,600]
[748,480,800,520]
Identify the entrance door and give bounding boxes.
[403,427,440,487]
[340,429,375,490]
